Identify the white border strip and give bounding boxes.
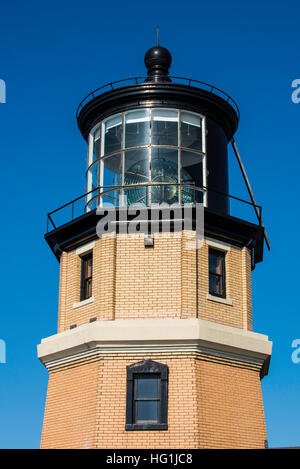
[38,318,272,369]
[206,238,231,251]
[76,241,95,256]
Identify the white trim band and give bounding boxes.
[76,241,95,256]
[206,238,231,251]
[73,297,94,309]
[38,318,272,374]
[206,294,233,306]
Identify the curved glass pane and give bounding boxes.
[124,148,149,184]
[125,109,150,148]
[91,125,100,163]
[181,150,203,203]
[101,188,121,207]
[104,115,122,154]
[181,112,202,151]
[151,147,179,204]
[124,148,149,206]
[86,186,100,211]
[102,153,121,187]
[88,161,99,191]
[123,186,148,206]
[151,109,178,146]
[86,197,98,211]
[102,153,121,206]
[86,109,205,210]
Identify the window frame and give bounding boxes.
[125,360,168,431]
[80,252,93,301]
[208,248,226,299]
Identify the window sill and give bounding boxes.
[125,423,168,431]
[206,294,233,306]
[73,297,94,309]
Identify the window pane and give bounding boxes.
[209,250,225,297]
[102,153,121,187]
[86,278,92,298]
[86,198,97,211]
[136,401,158,422]
[124,148,149,206]
[86,190,100,211]
[123,186,148,207]
[81,255,93,301]
[181,150,203,204]
[181,186,204,204]
[181,112,202,151]
[209,250,224,275]
[151,147,178,204]
[85,257,92,277]
[124,148,149,184]
[92,125,100,162]
[152,109,178,146]
[125,110,150,148]
[88,161,99,191]
[136,376,159,399]
[209,274,223,296]
[101,190,121,207]
[101,154,121,206]
[104,115,122,154]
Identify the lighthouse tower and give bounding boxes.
[38,45,272,449]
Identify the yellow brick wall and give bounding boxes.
[40,360,99,449]
[115,233,182,319]
[195,357,266,448]
[57,233,116,331]
[40,353,266,449]
[242,246,253,330]
[57,232,253,331]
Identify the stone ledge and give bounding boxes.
[38,318,272,376]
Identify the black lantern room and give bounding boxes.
[46,44,268,266]
[77,45,239,214]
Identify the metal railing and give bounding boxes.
[76,76,240,121]
[46,183,262,233]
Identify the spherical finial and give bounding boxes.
[144,45,172,82]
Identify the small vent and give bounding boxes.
[144,234,154,248]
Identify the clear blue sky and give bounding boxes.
[0,0,299,448]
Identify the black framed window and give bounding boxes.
[209,248,226,298]
[126,360,168,431]
[80,253,93,301]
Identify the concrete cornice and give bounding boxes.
[37,318,272,377]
